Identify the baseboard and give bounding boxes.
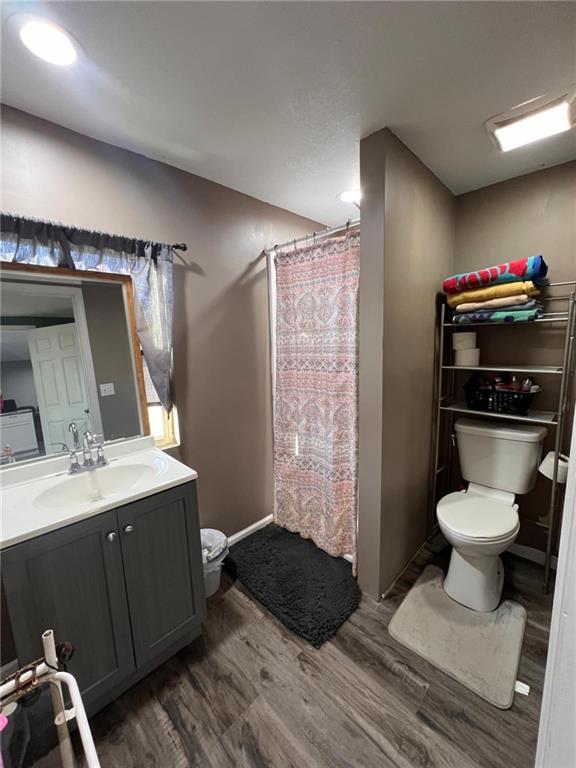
[380,535,433,600]
[228,514,273,547]
[227,516,353,566]
[509,543,557,570]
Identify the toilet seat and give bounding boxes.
[437,491,519,540]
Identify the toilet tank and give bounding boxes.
[455,418,547,495]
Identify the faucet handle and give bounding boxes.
[82,447,95,467]
[68,451,81,474]
[83,429,94,447]
[96,444,108,467]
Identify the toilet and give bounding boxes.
[437,418,547,612]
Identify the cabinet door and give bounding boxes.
[117,482,206,667]
[2,510,135,709]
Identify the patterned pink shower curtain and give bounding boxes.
[273,231,360,565]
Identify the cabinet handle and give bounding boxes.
[124,525,135,534]
[106,532,117,542]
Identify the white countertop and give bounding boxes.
[0,436,198,549]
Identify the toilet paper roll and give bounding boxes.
[452,332,477,351]
[539,451,569,484]
[455,348,480,367]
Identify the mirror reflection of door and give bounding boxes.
[27,323,91,454]
[0,283,103,462]
[1,270,145,466]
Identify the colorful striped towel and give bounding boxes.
[443,255,548,294]
[447,281,539,309]
[453,306,543,324]
[455,296,537,313]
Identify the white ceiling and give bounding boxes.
[1,290,74,318]
[0,293,73,361]
[2,2,576,225]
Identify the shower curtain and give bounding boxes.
[273,230,360,565]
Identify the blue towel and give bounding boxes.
[453,306,543,324]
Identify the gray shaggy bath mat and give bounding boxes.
[225,523,360,647]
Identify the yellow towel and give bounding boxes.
[447,281,539,309]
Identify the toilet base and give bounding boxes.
[443,549,504,612]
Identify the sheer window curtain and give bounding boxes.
[0,215,174,412]
[273,231,360,568]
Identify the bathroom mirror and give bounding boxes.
[0,264,149,465]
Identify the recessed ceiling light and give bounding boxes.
[492,100,573,152]
[18,18,78,66]
[338,190,362,205]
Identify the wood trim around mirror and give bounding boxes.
[0,262,151,437]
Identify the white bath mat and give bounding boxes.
[388,565,527,709]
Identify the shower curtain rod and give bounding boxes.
[264,217,360,256]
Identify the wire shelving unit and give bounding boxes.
[428,282,576,592]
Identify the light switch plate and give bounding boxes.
[100,383,116,397]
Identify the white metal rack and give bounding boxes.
[0,630,100,768]
[429,282,576,592]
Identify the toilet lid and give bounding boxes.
[437,492,519,539]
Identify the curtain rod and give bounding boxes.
[2,211,187,254]
[264,217,360,256]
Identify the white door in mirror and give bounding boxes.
[28,323,93,451]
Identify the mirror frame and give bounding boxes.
[0,263,151,452]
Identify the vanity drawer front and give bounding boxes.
[2,510,136,706]
[117,481,206,667]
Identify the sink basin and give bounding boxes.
[35,463,151,511]
[2,439,198,550]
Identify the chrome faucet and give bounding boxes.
[67,430,108,474]
[68,422,82,451]
[82,445,96,469]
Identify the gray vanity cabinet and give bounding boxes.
[2,481,206,715]
[117,484,205,667]
[1,509,135,706]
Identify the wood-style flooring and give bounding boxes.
[78,542,553,768]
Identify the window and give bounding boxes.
[142,355,178,449]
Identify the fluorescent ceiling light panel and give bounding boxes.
[494,101,572,152]
[339,190,362,204]
[19,19,78,66]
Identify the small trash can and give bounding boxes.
[201,528,229,598]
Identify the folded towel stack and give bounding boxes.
[442,256,548,324]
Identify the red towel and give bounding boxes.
[443,257,531,294]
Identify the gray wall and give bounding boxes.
[358,128,455,598]
[1,105,320,537]
[358,146,576,596]
[454,161,576,552]
[82,283,141,441]
[0,361,38,408]
[454,161,576,283]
